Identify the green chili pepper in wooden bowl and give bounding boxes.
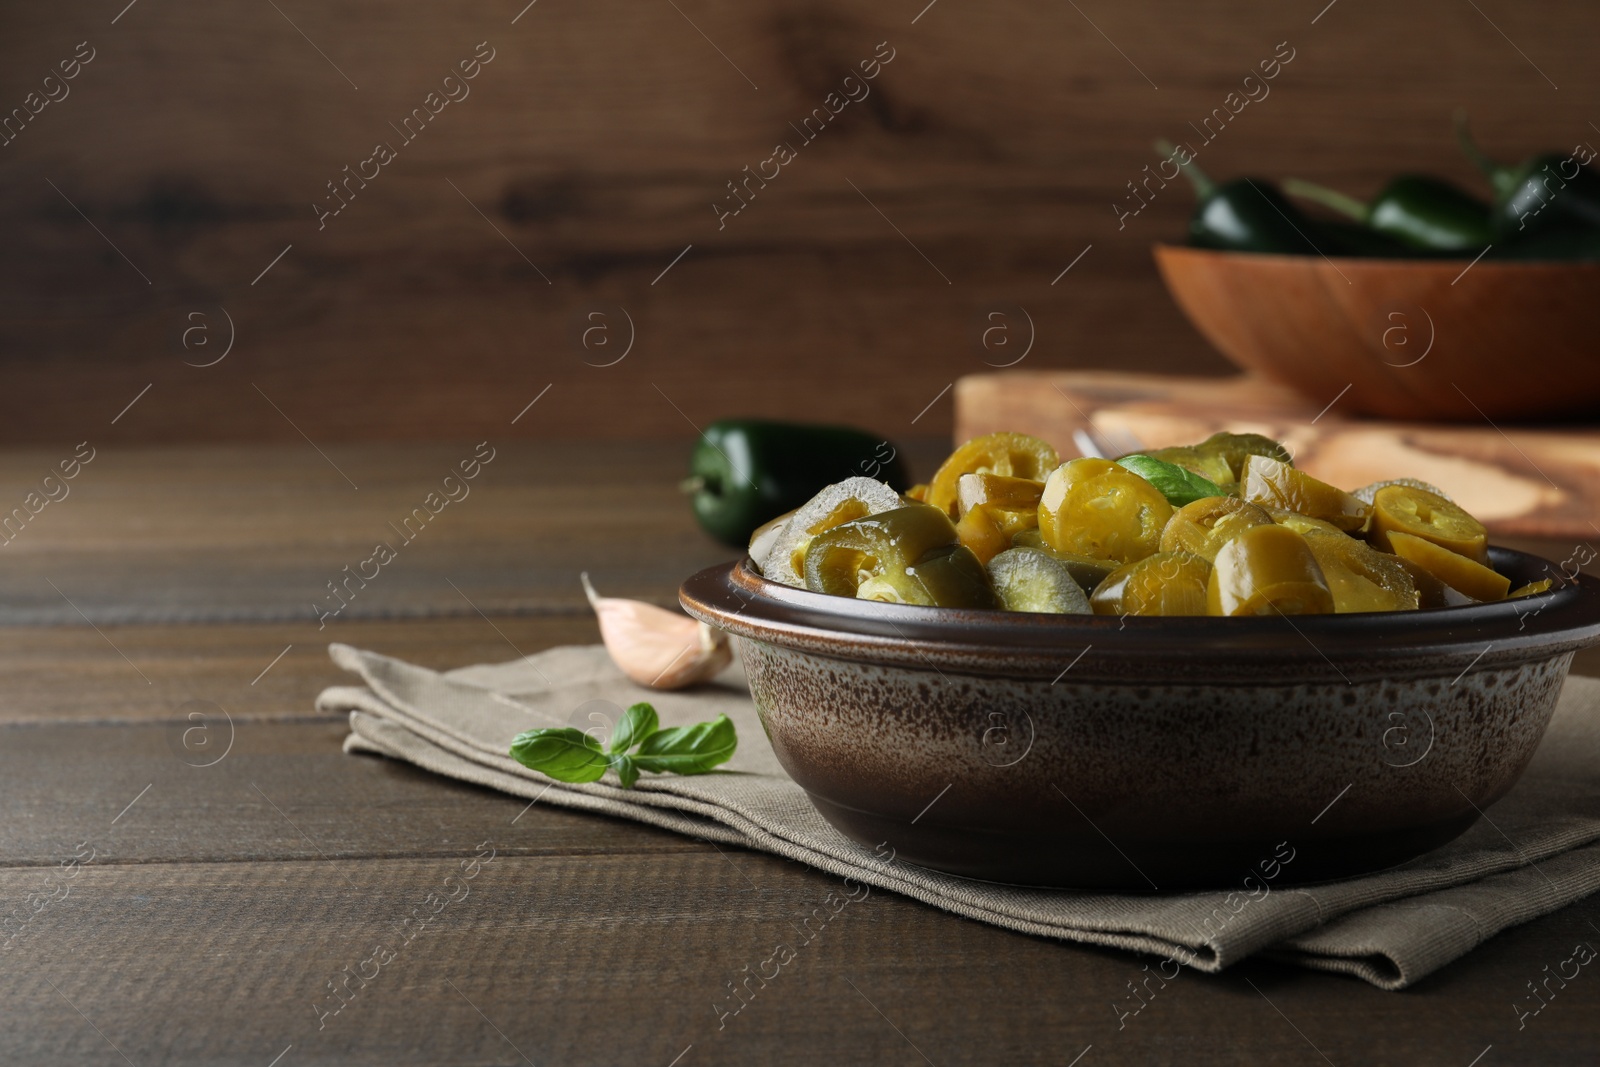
[1157,140,1327,256]
[1456,112,1600,239]
[1282,175,1493,253]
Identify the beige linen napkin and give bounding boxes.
[319,643,1600,990]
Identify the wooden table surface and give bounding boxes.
[4,442,1598,1066]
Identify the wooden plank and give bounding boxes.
[0,442,732,625]
[2,836,1598,1063]
[0,720,706,867]
[0,440,947,626]
[0,617,604,724]
[3,2,1600,442]
[955,372,1600,540]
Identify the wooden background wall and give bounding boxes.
[2,0,1594,444]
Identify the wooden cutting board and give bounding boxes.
[954,371,1600,541]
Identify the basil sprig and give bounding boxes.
[1115,454,1225,507]
[509,703,737,789]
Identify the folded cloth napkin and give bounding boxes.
[319,643,1600,990]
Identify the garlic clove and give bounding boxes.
[581,573,732,689]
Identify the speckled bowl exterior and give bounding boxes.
[681,549,1600,890]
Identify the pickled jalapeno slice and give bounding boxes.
[1194,431,1294,483]
[1262,507,1345,539]
[1090,552,1212,617]
[954,505,1012,566]
[1262,507,1417,612]
[957,473,1045,513]
[1009,528,1121,592]
[1368,485,1489,564]
[762,477,904,587]
[1207,524,1335,616]
[1384,531,1508,603]
[954,473,1044,564]
[1038,458,1173,565]
[803,504,999,609]
[986,547,1092,614]
[1159,496,1274,562]
[1301,529,1419,612]
[1240,455,1369,532]
[926,433,1058,518]
[900,543,1002,609]
[747,509,795,571]
[1398,557,1479,610]
[1353,477,1452,506]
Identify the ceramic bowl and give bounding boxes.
[1153,244,1600,421]
[681,548,1600,890]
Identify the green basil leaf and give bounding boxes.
[632,714,738,776]
[609,754,640,789]
[608,702,659,755]
[1115,454,1225,507]
[508,727,609,783]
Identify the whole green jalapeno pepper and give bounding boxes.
[1456,113,1600,238]
[1281,176,1493,253]
[685,421,910,547]
[1158,141,1330,256]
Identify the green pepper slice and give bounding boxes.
[1367,485,1488,563]
[1207,524,1335,616]
[1090,552,1212,617]
[954,473,1044,564]
[1192,432,1294,482]
[1240,455,1369,532]
[927,433,1058,518]
[1386,531,1508,603]
[1160,496,1274,562]
[1038,458,1173,565]
[1009,529,1121,592]
[804,504,999,609]
[986,547,1091,614]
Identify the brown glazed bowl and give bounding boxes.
[682,549,1600,890]
[1153,244,1600,422]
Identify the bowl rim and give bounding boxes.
[680,547,1600,683]
[1152,241,1600,271]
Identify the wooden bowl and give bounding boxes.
[1153,245,1600,422]
[682,551,1600,890]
